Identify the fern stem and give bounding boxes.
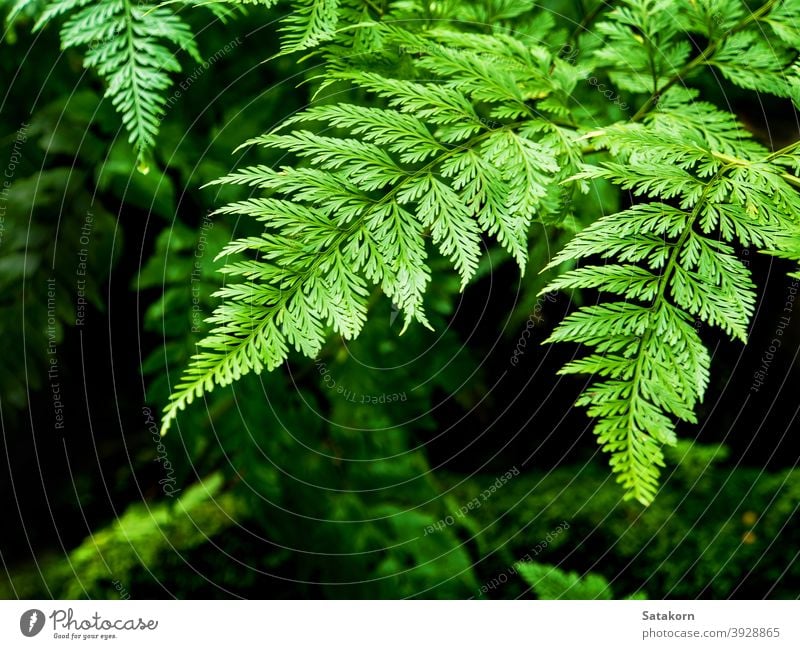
[736,0,780,30]
[630,42,715,122]
[766,139,800,163]
[122,0,149,172]
[712,151,800,189]
[362,0,383,16]
[620,168,725,500]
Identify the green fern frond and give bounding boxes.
[186,0,388,53]
[713,31,795,96]
[159,27,587,432]
[35,0,200,171]
[543,104,800,505]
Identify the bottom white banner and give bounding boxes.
[0,600,796,648]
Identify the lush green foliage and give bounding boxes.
[146,0,800,503]
[2,0,799,602]
[5,441,798,598]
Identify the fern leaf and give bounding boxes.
[544,110,800,504]
[160,40,579,432]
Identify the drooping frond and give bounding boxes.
[542,100,800,504]
[159,26,590,433]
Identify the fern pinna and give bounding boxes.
[30,0,797,504]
